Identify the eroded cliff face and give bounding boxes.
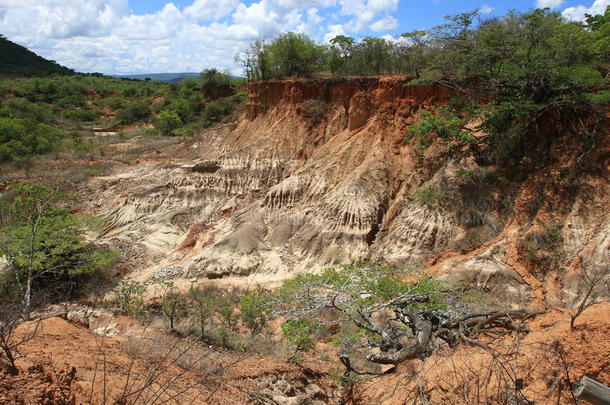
[87,76,609,307]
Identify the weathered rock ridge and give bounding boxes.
[88,76,609,307]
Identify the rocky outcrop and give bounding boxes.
[88,76,610,306]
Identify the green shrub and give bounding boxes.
[169,99,194,123]
[116,101,150,124]
[240,289,271,335]
[114,280,146,316]
[281,318,320,360]
[155,110,182,135]
[413,187,445,208]
[97,96,126,110]
[0,98,54,122]
[407,110,475,148]
[0,182,115,318]
[62,108,100,122]
[202,101,223,126]
[0,118,61,162]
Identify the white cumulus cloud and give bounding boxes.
[184,0,240,21]
[0,0,404,75]
[536,0,564,8]
[562,0,609,21]
[369,15,398,32]
[479,5,494,14]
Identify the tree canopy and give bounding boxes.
[0,182,114,318]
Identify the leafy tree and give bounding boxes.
[266,32,325,78]
[155,110,182,136]
[401,30,430,78]
[0,118,60,163]
[117,101,151,124]
[281,318,320,361]
[239,289,271,335]
[188,286,215,340]
[159,282,186,331]
[168,98,194,123]
[328,35,355,76]
[239,33,325,79]
[200,68,232,99]
[0,183,114,319]
[114,280,146,317]
[202,102,224,126]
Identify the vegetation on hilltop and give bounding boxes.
[0,35,73,76]
[239,7,609,171]
[238,8,609,81]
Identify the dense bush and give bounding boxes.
[155,110,182,135]
[62,108,100,122]
[0,98,54,122]
[0,118,60,162]
[116,101,151,124]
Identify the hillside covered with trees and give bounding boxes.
[0,69,245,165]
[0,35,74,76]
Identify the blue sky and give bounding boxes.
[0,0,607,74]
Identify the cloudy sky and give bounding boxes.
[0,0,608,75]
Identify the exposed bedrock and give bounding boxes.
[88,76,609,306]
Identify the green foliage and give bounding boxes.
[583,90,610,105]
[238,32,326,79]
[216,292,240,331]
[281,318,320,358]
[331,329,366,352]
[168,99,194,122]
[116,101,151,124]
[159,282,187,331]
[413,187,446,208]
[114,280,146,316]
[188,286,213,337]
[0,182,115,316]
[0,35,73,76]
[202,102,224,126]
[62,108,100,122]
[0,118,61,162]
[200,68,232,99]
[239,289,271,335]
[97,96,126,110]
[407,110,475,147]
[155,110,182,135]
[276,261,447,314]
[0,98,54,122]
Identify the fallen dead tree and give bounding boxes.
[271,261,541,369]
[574,376,610,405]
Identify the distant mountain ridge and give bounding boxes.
[115,72,202,82]
[116,73,244,83]
[0,35,73,76]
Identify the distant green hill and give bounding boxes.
[116,73,201,82]
[116,73,244,83]
[0,35,74,76]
